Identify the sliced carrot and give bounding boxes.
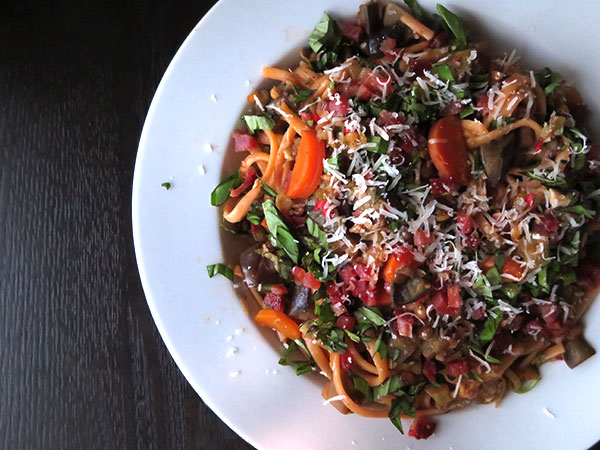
[383,251,415,283]
[428,116,471,185]
[255,309,301,340]
[287,130,325,199]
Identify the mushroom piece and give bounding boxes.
[564,336,596,369]
[479,132,517,187]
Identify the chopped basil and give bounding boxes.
[479,310,503,343]
[161,182,171,190]
[243,115,275,134]
[372,332,387,359]
[210,172,242,206]
[206,263,234,281]
[526,171,567,188]
[262,199,299,263]
[345,329,361,343]
[356,306,388,327]
[278,340,314,375]
[292,85,316,104]
[367,135,390,154]
[308,12,342,54]
[403,0,424,20]
[562,205,594,219]
[500,283,521,300]
[372,375,405,401]
[471,345,501,364]
[486,267,502,286]
[473,274,494,302]
[316,327,347,353]
[467,371,483,382]
[436,4,467,50]
[434,64,454,82]
[306,217,329,250]
[389,397,416,434]
[259,179,278,197]
[246,212,261,225]
[538,265,549,293]
[459,105,475,119]
[315,299,335,324]
[353,376,373,401]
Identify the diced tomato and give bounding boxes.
[446,358,469,377]
[355,84,373,100]
[340,349,353,371]
[338,263,377,306]
[380,37,396,52]
[409,59,432,77]
[431,290,460,316]
[335,314,356,331]
[457,211,474,235]
[291,266,306,283]
[414,229,434,247]
[270,284,288,296]
[477,95,490,111]
[447,285,462,309]
[263,292,286,312]
[399,128,420,151]
[408,417,436,440]
[382,247,415,282]
[230,168,257,197]
[341,22,363,42]
[323,93,351,116]
[423,359,437,383]
[441,100,465,117]
[429,177,457,197]
[482,256,526,282]
[232,130,258,152]
[532,213,560,236]
[396,314,414,338]
[471,303,486,320]
[326,281,346,304]
[360,70,386,96]
[524,193,535,208]
[291,266,321,290]
[464,233,481,250]
[377,110,406,127]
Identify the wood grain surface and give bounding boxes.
[0,1,598,449]
[0,1,251,449]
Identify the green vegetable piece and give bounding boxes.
[367,135,389,154]
[479,311,503,343]
[436,4,467,50]
[210,172,242,206]
[259,179,278,197]
[562,205,594,219]
[161,182,171,190]
[526,172,567,188]
[306,217,329,250]
[434,64,454,82]
[389,397,416,434]
[403,0,424,20]
[356,306,388,326]
[308,12,342,53]
[243,115,275,134]
[262,199,299,263]
[206,263,234,281]
[514,378,541,394]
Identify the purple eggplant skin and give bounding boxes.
[287,285,314,322]
[239,245,279,287]
[564,336,596,369]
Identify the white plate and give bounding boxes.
[132,1,600,449]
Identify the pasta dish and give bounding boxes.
[208,0,598,439]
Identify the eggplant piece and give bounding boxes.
[388,335,418,363]
[391,272,432,306]
[239,245,279,287]
[358,2,381,36]
[564,336,596,369]
[479,132,516,187]
[287,285,313,322]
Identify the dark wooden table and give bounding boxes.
[0,1,251,449]
[1,1,599,449]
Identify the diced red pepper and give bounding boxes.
[408,418,437,440]
[232,130,258,152]
[263,292,286,313]
[533,138,544,153]
[335,314,356,331]
[422,359,437,383]
[446,358,469,377]
[457,211,474,235]
[524,193,535,208]
[414,229,435,247]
